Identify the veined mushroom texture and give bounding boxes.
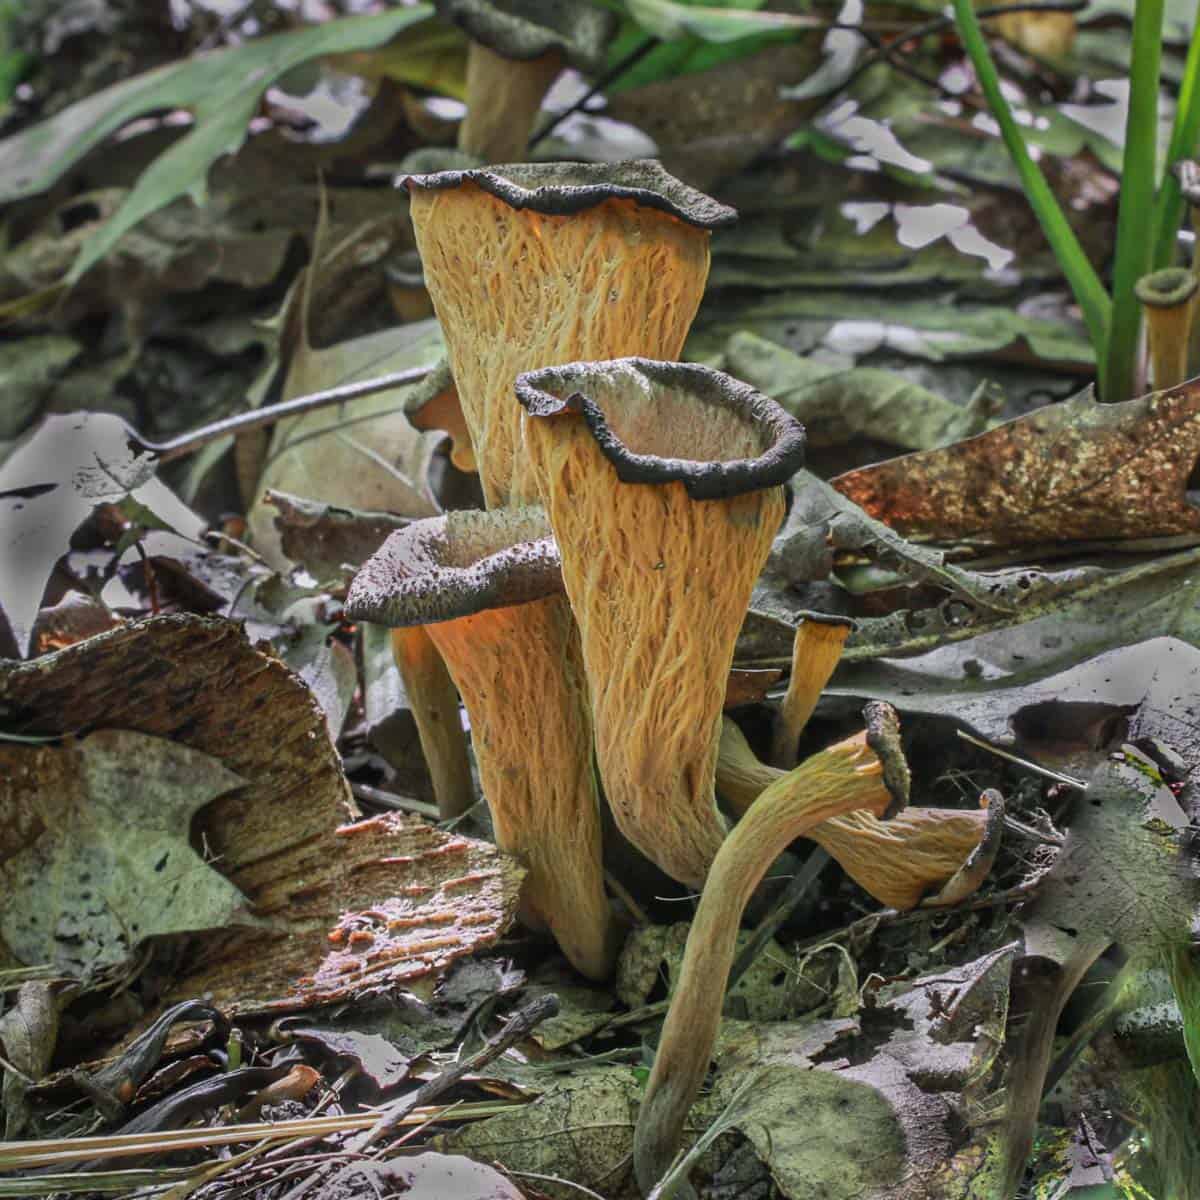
[517,357,806,888]
[403,161,737,508]
[345,508,619,981]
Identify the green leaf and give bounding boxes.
[1103,0,1164,402]
[621,0,820,43]
[952,0,1111,382]
[0,7,432,283]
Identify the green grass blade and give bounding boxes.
[953,0,1111,389]
[1151,12,1200,269]
[1104,0,1165,401]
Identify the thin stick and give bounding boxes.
[144,366,434,463]
[527,37,659,149]
[0,1102,517,1170]
[727,848,831,991]
[955,729,1086,789]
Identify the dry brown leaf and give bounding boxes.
[832,382,1200,547]
[0,614,523,1016]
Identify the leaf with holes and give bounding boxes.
[832,381,1200,548]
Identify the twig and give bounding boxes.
[727,848,831,991]
[142,366,434,463]
[350,993,560,1153]
[528,37,660,149]
[956,730,1087,789]
[350,783,440,821]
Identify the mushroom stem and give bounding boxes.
[458,42,563,162]
[427,593,620,979]
[347,510,619,981]
[390,627,474,821]
[768,613,855,767]
[1135,267,1198,390]
[633,707,908,1196]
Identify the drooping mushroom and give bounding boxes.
[633,703,910,1196]
[405,160,737,507]
[434,0,617,163]
[769,612,855,767]
[346,507,619,980]
[517,358,806,887]
[1135,267,1198,390]
[719,716,997,908]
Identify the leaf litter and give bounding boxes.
[4,4,1200,1198]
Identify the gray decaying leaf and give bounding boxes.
[0,730,253,977]
[711,944,1017,1199]
[0,411,204,656]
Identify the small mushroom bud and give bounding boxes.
[633,704,909,1196]
[1135,267,1198,390]
[769,612,855,767]
[384,249,434,324]
[404,356,478,474]
[517,357,806,887]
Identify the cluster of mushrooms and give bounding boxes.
[346,160,1003,1195]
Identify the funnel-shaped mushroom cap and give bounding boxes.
[347,509,617,980]
[516,358,805,887]
[435,0,617,71]
[346,507,558,628]
[404,161,736,507]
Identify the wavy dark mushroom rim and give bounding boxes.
[346,508,559,629]
[404,164,733,507]
[515,357,806,500]
[435,0,616,68]
[515,358,804,888]
[347,508,618,981]
[402,159,737,229]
